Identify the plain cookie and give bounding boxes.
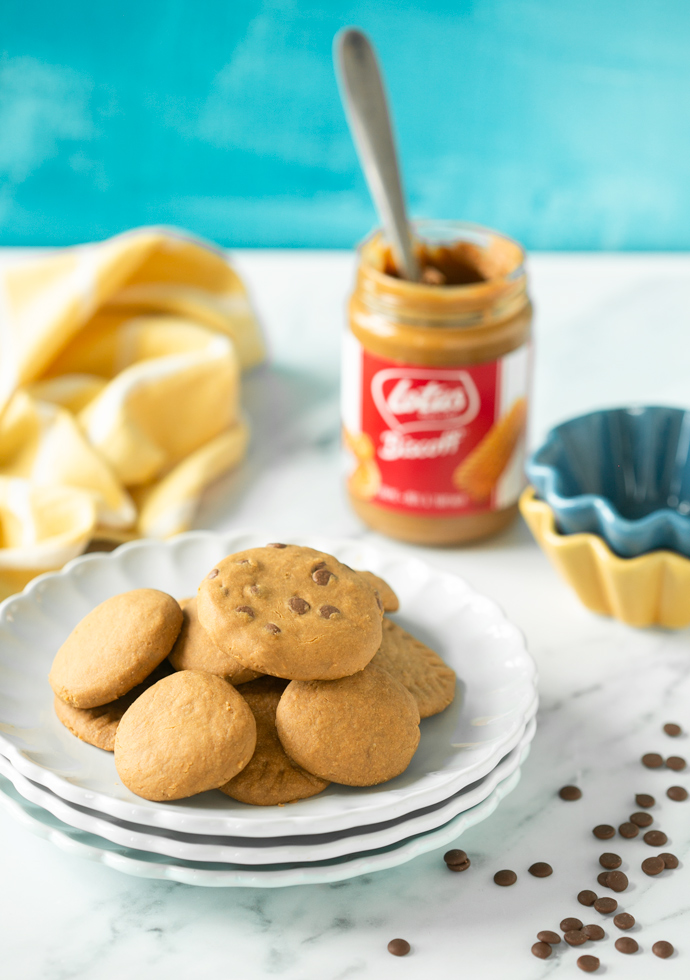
[357,571,399,612]
[49,589,183,708]
[221,676,330,805]
[371,618,455,718]
[197,544,383,680]
[54,661,173,751]
[276,663,420,786]
[114,671,257,801]
[169,597,261,685]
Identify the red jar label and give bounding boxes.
[342,335,530,515]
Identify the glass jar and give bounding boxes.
[341,220,532,546]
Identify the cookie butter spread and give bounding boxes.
[342,221,532,545]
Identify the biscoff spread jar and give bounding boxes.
[342,220,532,545]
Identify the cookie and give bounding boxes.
[220,677,330,805]
[54,661,173,751]
[168,597,261,685]
[276,663,420,786]
[114,670,257,801]
[356,571,399,612]
[49,589,183,708]
[371,618,455,718]
[197,545,383,680]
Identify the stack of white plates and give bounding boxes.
[0,532,538,887]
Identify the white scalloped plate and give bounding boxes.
[0,714,535,864]
[0,754,526,887]
[0,532,537,837]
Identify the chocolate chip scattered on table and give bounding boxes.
[583,924,604,941]
[443,849,470,872]
[599,852,621,869]
[660,852,679,869]
[619,821,639,838]
[528,862,552,877]
[630,810,653,826]
[578,890,598,906]
[387,939,410,956]
[652,941,674,959]
[560,917,583,931]
[644,830,668,846]
[667,785,688,801]
[493,869,517,886]
[597,872,609,887]
[603,870,628,892]
[642,855,665,876]
[666,755,686,771]
[577,954,600,972]
[642,753,664,768]
[559,785,582,800]
[613,912,635,930]
[565,930,588,946]
[592,824,615,839]
[635,793,655,808]
[531,942,552,959]
[593,897,617,914]
[615,936,639,954]
[663,722,682,737]
[537,931,561,945]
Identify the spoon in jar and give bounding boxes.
[334,28,421,282]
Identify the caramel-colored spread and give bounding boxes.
[344,222,532,546]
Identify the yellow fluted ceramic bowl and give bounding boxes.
[520,486,690,629]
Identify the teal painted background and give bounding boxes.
[2,1,690,249]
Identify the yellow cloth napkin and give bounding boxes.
[0,227,264,598]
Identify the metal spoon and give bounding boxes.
[334,28,420,281]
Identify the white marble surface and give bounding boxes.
[2,249,690,978]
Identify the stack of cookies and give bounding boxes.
[49,544,456,805]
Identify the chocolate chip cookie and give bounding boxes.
[371,618,455,718]
[276,663,420,786]
[221,676,330,805]
[169,597,261,685]
[114,670,257,801]
[49,589,183,708]
[197,545,383,680]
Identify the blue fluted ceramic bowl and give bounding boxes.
[526,406,690,558]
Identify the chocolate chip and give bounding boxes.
[312,561,327,570]
[528,862,552,878]
[597,872,609,887]
[312,569,333,585]
[592,824,615,839]
[667,785,688,801]
[613,912,635,930]
[319,605,340,619]
[578,890,598,907]
[583,924,605,941]
[577,954,600,972]
[635,793,655,808]
[267,542,288,548]
[660,852,679,869]
[604,870,628,892]
[599,853,621,869]
[208,568,219,579]
[235,605,254,617]
[235,559,250,564]
[443,849,470,872]
[374,592,383,611]
[652,941,674,959]
[664,722,682,737]
[642,752,664,768]
[531,942,552,959]
[288,596,310,615]
[593,897,617,914]
[644,830,668,846]
[560,917,583,931]
[264,622,281,634]
[630,811,653,827]
[666,755,686,770]
[221,586,229,597]
[565,930,588,947]
[619,822,639,839]
[559,785,582,800]
[537,931,561,944]
[493,869,517,886]
[387,939,410,956]
[248,584,261,595]
[641,856,665,876]
[615,937,639,954]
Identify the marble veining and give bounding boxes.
[0,250,689,978]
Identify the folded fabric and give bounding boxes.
[0,227,265,599]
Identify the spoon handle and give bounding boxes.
[335,28,420,281]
